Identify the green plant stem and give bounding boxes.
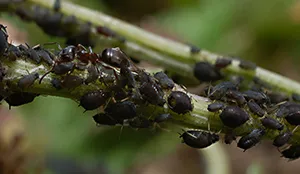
[27,0,300,95]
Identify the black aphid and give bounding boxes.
[52,62,75,75]
[168,91,193,114]
[215,58,232,69]
[281,145,300,160]
[189,45,201,54]
[120,59,136,88]
[61,75,84,89]
[139,80,165,106]
[0,24,8,55]
[6,44,21,61]
[273,132,292,147]
[51,78,62,90]
[129,117,153,128]
[267,92,288,104]
[93,113,118,126]
[154,71,174,90]
[226,90,246,106]
[292,93,300,102]
[239,60,256,70]
[208,81,237,100]
[207,102,225,112]
[180,130,219,149]
[237,129,265,151]
[79,90,110,111]
[85,65,99,84]
[5,92,38,109]
[154,113,172,123]
[261,117,284,130]
[26,44,41,64]
[34,47,55,66]
[105,101,137,121]
[276,102,300,118]
[219,106,249,128]
[285,111,300,125]
[247,100,265,117]
[193,62,222,82]
[243,90,269,104]
[18,73,39,89]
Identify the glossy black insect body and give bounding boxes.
[215,58,232,69]
[189,45,200,54]
[18,73,39,89]
[219,106,249,128]
[285,111,300,125]
[120,59,136,88]
[105,101,137,121]
[261,117,284,130]
[0,24,8,55]
[194,62,222,82]
[180,130,219,149]
[243,90,269,104]
[273,132,292,147]
[101,47,127,67]
[51,78,62,90]
[34,47,55,66]
[27,44,41,64]
[139,81,165,106]
[247,100,265,117]
[207,102,225,112]
[52,62,75,75]
[61,75,84,89]
[129,117,153,128]
[5,92,38,109]
[168,91,193,114]
[237,129,265,151]
[281,145,300,160]
[208,81,237,100]
[154,71,174,90]
[276,102,300,118]
[59,45,76,62]
[154,113,172,123]
[226,90,246,106]
[6,44,21,61]
[80,90,110,111]
[239,60,256,70]
[267,92,288,104]
[93,113,118,126]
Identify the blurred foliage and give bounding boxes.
[2,0,300,173]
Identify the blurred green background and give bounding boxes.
[1,0,300,173]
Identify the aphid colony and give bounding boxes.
[1,3,300,161]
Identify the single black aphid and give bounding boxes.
[285,111,300,125]
[93,113,118,126]
[238,59,256,70]
[129,117,153,128]
[193,62,222,82]
[154,113,172,123]
[105,101,137,121]
[261,117,284,130]
[52,62,75,75]
[80,90,110,111]
[281,145,300,160]
[267,92,288,104]
[243,90,269,104]
[26,44,41,64]
[292,93,300,102]
[189,45,201,54]
[120,59,136,88]
[247,100,265,117]
[6,44,21,61]
[219,106,249,128]
[85,65,99,84]
[61,75,84,89]
[226,90,246,106]
[0,24,8,55]
[276,102,300,118]
[168,91,193,114]
[224,131,236,144]
[273,132,292,147]
[33,46,55,66]
[207,102,225,112]
[139,80,165,106]
[237,129,265,151]
[18,73,39,89]
[53,0,61,12]
[180,130,219,149]
[215,58,232,69]
[154,71,174,90]
[5,92,38,109]
[208,81,237,100]
[51,78,62,90]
